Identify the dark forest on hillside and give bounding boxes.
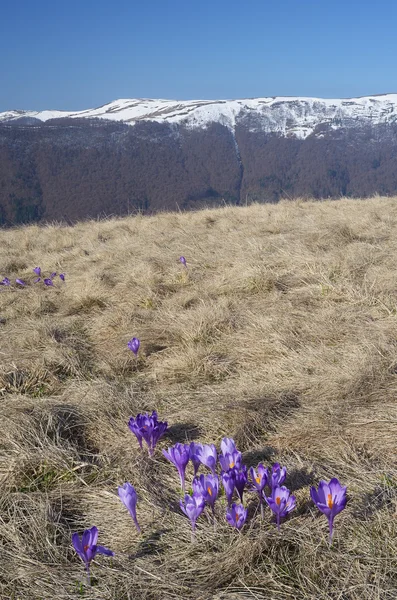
[1,117,397,225]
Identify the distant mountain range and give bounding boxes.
[1,94,397,224]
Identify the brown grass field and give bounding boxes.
[1,197,397,599]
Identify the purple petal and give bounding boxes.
[96,545,114,557]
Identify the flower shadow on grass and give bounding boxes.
[242,447,277,468]
[165,422,202,443]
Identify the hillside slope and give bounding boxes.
[0,198,397,599]
[2,95,397,225]
[3,94,397,137]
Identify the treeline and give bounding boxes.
[1,117,397,225]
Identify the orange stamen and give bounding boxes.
[276,497,281,506]
[207,487,212,496]
[229,461,235,468]
[256,476,261,484]
[327,494,334,509]
[84,545,89,552]
[235,513,240,522]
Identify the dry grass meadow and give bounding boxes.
[1,197,397,599]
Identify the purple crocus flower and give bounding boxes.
[50,272,57,278]
[221,469,236,505]
[72,526,114,586]
[15,279,26,286]
[44,278,54,287]
[219,449,242,472]
[59,273,65,281]
[250,464,269,493]
[180,492,205,533]
[127,337,140,356]
[233,466,248,503]
[193,474,219,513]
[118,482,141,533]
[33,267,41,276]
[189,442,203,476]
[250,463,269,518]
[128,410,168,456]
[196,444,217,475]
[270,463,287,489]
[33,277,41,283]
[1,278,10,286]
[226,503,248,530]
[310,478,347,543]
[265,485,296,531]
[162,443,190,493]
[179,256,187,267]
[220,437,237,456]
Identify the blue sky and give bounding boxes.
[1,0,397,111]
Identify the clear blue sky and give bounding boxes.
[1,0,397,111]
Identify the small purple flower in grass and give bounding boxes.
[33,277,41,283]
[219,449,242,472]
[265,485,296,531]
[128,410,168,456]
[72,526,113,586]
[179,256,187,267]
[15,279,26,286]
[310,478,347,544]
[44,278,54,287]
[1,278,10,286]
[250,463,269,518]
[233,466,248,503]
[163,443,190,494]
[59,273,65,281]
[221,469,236,505]
[180,492,205,534]
[127,337,140,356]
[189,442,203,476]
[33,267,41,276]
[118,482,141,533]
[226,503,247,530]
[270,463,287,489]
[193,474,219,513]
[50,272,57,278]
[196,444,217,475]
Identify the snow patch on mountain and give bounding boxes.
[2,95,397,139]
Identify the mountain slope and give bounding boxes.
[3,94,397,139]
[1,95,397,225]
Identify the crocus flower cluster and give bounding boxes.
[162,437,249,533]
[33,267,65,286]
[163,436,348,540]
[74,404,348,587]
[0,277,25,287]
[0,267,65,288]
[128,410,168,456]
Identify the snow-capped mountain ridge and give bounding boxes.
[2,94,397,139]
